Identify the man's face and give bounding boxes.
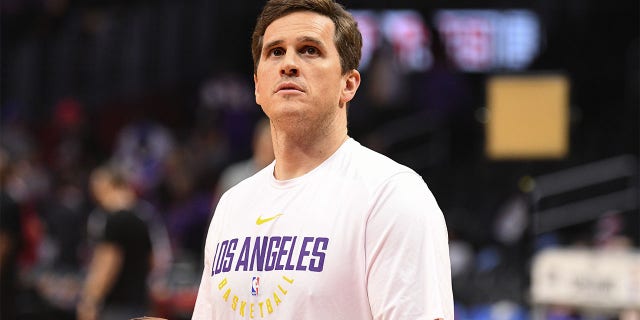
[90,175,112,209]
[254,11,358,133]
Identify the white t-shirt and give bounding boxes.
[192,138,453,320]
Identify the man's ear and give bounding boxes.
[340,69,361,106]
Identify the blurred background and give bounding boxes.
[0,0,638,319]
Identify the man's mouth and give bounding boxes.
[275,82,304,93]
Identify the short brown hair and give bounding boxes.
[251,0,362,75]
[90,163,130,190]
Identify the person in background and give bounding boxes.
[0,147,23,320]
[215,117,274,196]
[77,164,153,320]
[192,0,453,319]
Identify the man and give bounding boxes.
[192,0,453,319]
[77,164,153,320]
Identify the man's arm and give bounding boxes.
[366,172,453,320]
[77,243,123,320]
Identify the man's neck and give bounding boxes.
[271,127,348,181]
[104,191,136,213]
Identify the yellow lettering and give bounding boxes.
[258,302,264,318]
[278,285,288,295]
[266,298,273,314]
[222,288,231,301]
[250,303,255,319]
[282,275,294,284]
[240,301,247,317]
[218,278,228,290]
[232,295,238,311]
[273,292,282,306]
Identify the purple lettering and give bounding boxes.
[214,241,228,275]
[309,237,329,272]
[235,237,252,271]
[296,237,314,271]
[211,242,220,276]
[285,237,297,270]
[222,238,238,273]
[275,236,292,271]
[264,237,281,271]
[250,236,268,271]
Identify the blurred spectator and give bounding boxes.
[365,40,409,110]
[0,111,50,283]
[2,99,94,300]
[215,117,274,196]
[39,97,102,176]
[0,147,23,320]
[156,147,213,264]
[111,120,175,197]
[198,72,258,158]
[78,164,155,320]
[31,172,91,318]
[413,27,471,126]
[39,170,91,272]
[593,211,633,250]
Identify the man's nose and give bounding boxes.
[280,52,299,76]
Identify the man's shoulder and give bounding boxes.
[341,139,418,184]
[110,209,149,227]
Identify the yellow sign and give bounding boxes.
[486,74,569,159]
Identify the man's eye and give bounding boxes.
[303,47,318,55]
[271,48,284,56]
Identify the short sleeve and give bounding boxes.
[365,172,453,320]
[102,210,151,251]
[102,212,125,246]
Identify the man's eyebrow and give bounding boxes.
[263,39,284,51]
[297,36,325,48]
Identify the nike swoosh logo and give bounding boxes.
[256,213,283,225]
